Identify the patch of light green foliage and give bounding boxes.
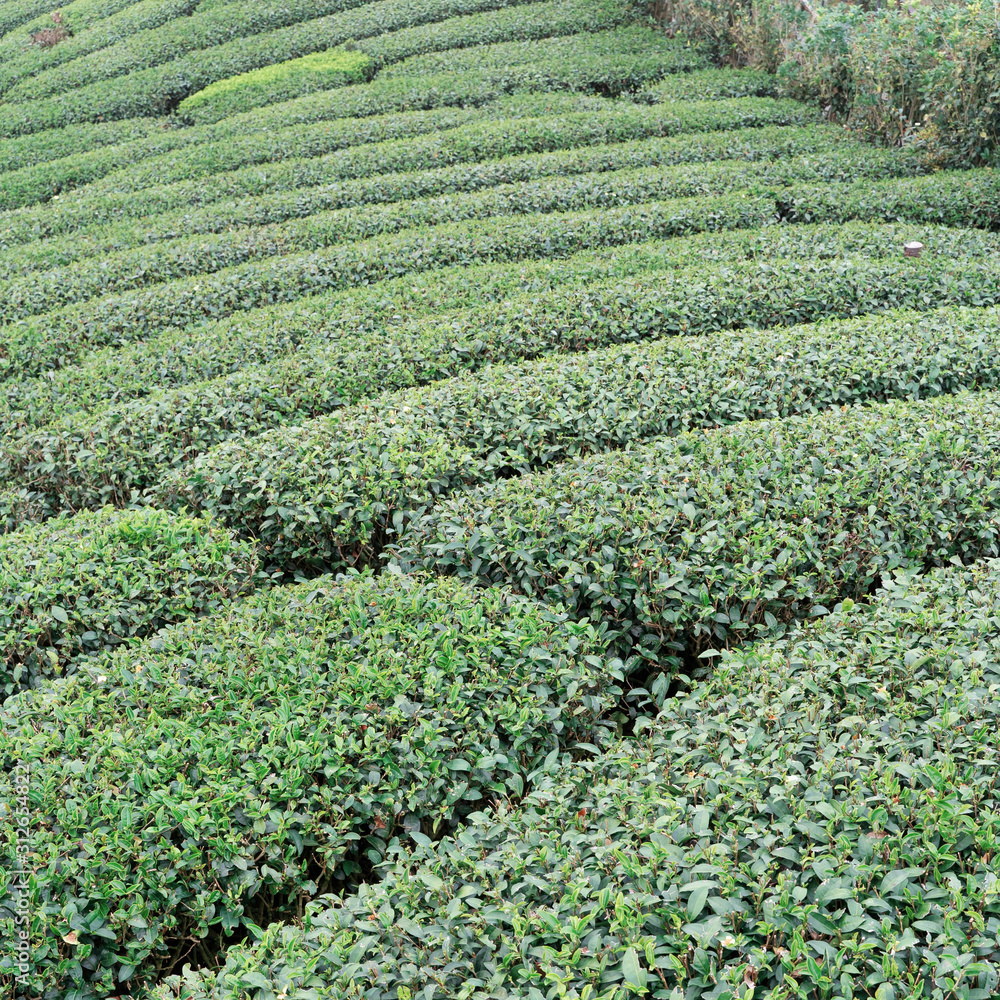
[177,45,373,122]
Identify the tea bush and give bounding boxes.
[11,258,1000,525]
[176,0,635,124]
[0,92,594,211]
[0,19,698,136]
[0,133,923,278]
[0,571,619,995]
[4,217,957,427]
[174,48,374,125]
[0,506,256,699]
[156,560,1000,999]
[0,102,822,241]
[396,388,1000,661]
[0,0,200,98]
[1,153,902,321]
[5,0,385,102]
[0,115,166,175]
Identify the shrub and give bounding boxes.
[145,299,1000,577]
[3,126,877,276]
[0,115,165,175]
[0,15,686,135]
[651,0,807,71]
[2,151,900,323]
[0,0,199,98]
[0,506,256,699]
[395,387,1000,662]
[0,572,618,996]
[175,48,373,123]
[174,0,634,124]
[155,560,1000,999]
[5,215,949,428]
[780,2,1000,167]
[0,91,597,211]
[0,101,819,239]
[6,0,381,102]
[0,173,789,379]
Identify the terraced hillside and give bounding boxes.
[1,1,999,997]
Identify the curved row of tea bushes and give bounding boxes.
[0,572,619,997]
[155,561,1000,1000]
[0,0,66,39]
[0,115,166,176]
[176,0,631,124]
[6,0,387,102]
[146,304,1000,577]
[6,158,997,380]
[379,18,663,76]
[0,505,256,699]
[646,65,775,101]
[395,388,1000,661]
[0,19,695,136]
[0,106,827,244]
[6,218,963,427]
[0,0,200,98]
[0,191,783,380]
[11,263,1000,526]
[0,92,590,211]
[170,47,374,129]
[1,138,923,279]
[779,166,1000,228]
[0,155,896,320]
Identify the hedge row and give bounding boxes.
[0,15,680,136]
[7,217,962,428]
[379,18,663,77]
[0,572,618,997]
[355,0,630,68]
[177,0,631,124]
[0,236,1000,524]
[779,167,1000,228]
[0,150,907,317]
[6,0,387,102]
[0,223,1000,437]
[141,300,1000,576]
[0,0,65,39]
[173,48,374,127]
[0,0,200,98]
[8,157,999,379]
[0,91,597,211]
[647,65,776,101]
[0,108,831,247]
[396,387,1000,661]
[11,249,1000,516]
[0,506,256,699]
[0,185,788,380]
[156,561,1000,1000]
[5,136,913,280]
[0,115,168,177]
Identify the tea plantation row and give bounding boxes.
[2,3,1000,998]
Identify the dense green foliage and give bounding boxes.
[176,48,373,123]
[397,387,1000,661]
[0,572,617,994]
[0,20,695,136]
[0,506,256,698]
[157,560,1000,999]
[3,3,1000,996]
[780,2,1000,167]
